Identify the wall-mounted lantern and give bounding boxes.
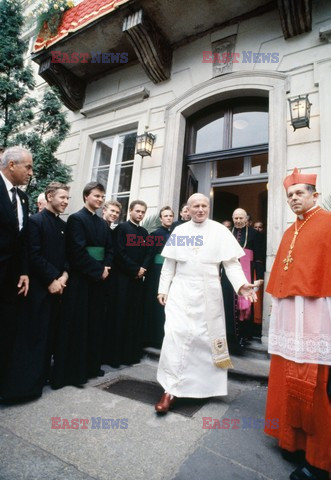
[136,131,156,157]
[288,94,312,131]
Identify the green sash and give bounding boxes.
[86,246,105,261]
[154,254,164,265]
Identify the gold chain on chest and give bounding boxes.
[283,207,321,271]
[232,226,248,249]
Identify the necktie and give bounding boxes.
[11,187,19,229]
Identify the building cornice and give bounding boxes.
[80,86,150,117]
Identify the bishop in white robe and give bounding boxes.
[155,193,257,413]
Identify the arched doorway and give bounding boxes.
[182,97,269,231]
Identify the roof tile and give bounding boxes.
[33,0,130,53]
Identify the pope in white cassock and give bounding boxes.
[155,193,258,413]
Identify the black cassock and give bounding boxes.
[111,220,152,365]
[51,207,113,388]
[143,225,172,349]
[221,226,265,349]
[2,209,67,399]
[102,227,119,367]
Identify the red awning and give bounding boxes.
[33,0,130,53]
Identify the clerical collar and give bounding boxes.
[297,205,319,220]
[129,219,140,227]
[45,208,59,218]
[83,206,96,216]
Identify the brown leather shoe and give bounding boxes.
[155,393,176,413]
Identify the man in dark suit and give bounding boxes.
[0,146,33,393]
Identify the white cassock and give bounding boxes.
[157,218,248,398]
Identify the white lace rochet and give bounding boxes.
[268,296,331,365]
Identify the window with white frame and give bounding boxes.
[91,131,137,220]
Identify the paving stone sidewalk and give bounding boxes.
[0,357,294,480]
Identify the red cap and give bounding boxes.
[283,168,317,190]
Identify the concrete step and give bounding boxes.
[243,338,269,360]
[230,353,270,384]
[143,343,270,385]
[143,347,161,361]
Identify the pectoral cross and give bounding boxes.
[283,250,293,271]
[283,230,298,271]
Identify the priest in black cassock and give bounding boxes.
[102,199,122,367]
[172,203,190,228]
[2,182,70,400]
[221,208,264,352]
[143,206,174,349]
[113,200,152,365]
[51,182,113,389]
